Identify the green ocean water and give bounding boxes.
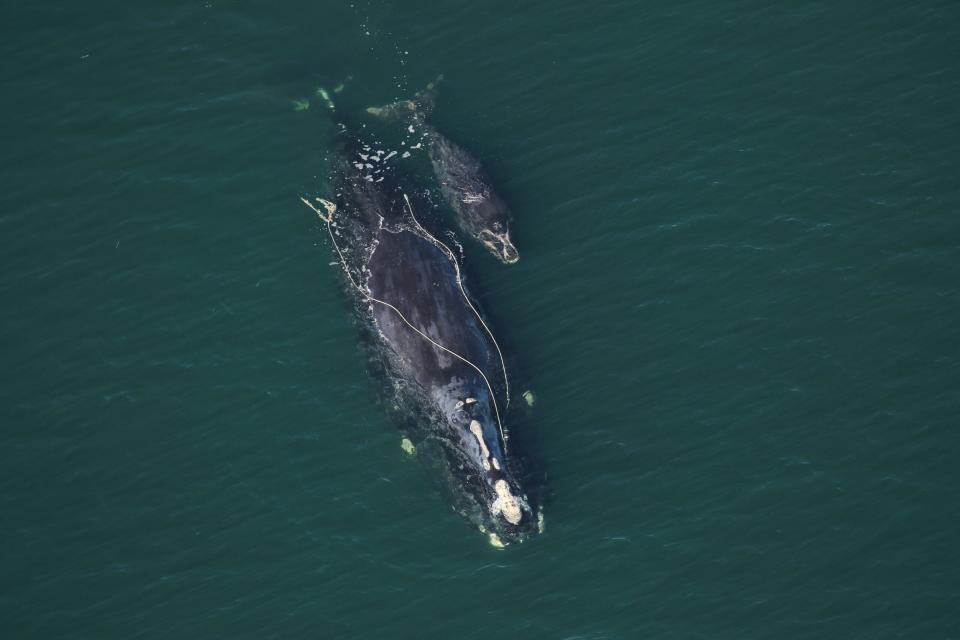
[2,1,959,637]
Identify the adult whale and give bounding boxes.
[367,78,520,264]
[302,125,538,546]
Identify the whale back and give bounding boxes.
[364,223,503,405]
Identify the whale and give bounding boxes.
[367,78,520,264]
[303,124,538,546]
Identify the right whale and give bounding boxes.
[368,78,520,265]
[302,121,539,546]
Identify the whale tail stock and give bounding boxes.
[366,74,444,121]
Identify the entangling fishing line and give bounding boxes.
[400,193,511,408]
[301,196,509,450]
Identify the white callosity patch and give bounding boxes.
[461,192,485,204]
[491,479,524,525]
[469,420,491,471]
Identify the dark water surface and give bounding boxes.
[3,1,958,638]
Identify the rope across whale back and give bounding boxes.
[301,195,511,450]
[399,194,511,408]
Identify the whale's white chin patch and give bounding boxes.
[491,479,523,525]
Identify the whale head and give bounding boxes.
[437,397,538,546]
[406,180,519,264]
[477,225,519,265]
[452,191,518,264]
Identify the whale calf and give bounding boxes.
[303,124,538,545]
[367,78,519,264]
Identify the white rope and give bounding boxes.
[301,196,509,450]
[400,193,511,408]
